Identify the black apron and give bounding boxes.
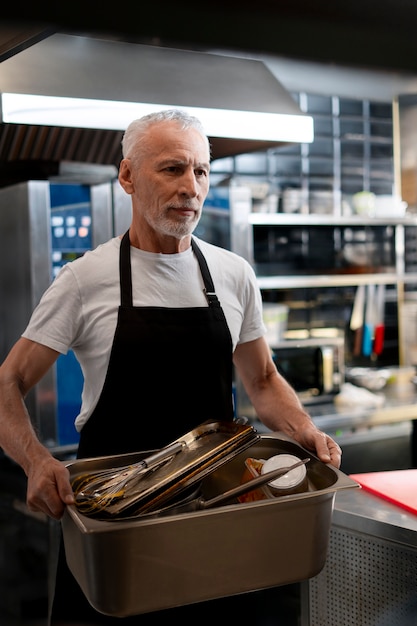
[50,231,235,624]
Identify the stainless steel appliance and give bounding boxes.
[235,333,345,419]
[271,334,345,404]
[0,180,114,447]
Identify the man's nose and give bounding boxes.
[179,171,199,196]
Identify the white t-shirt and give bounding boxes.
[23,236,265,431]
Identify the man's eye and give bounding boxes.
[196,168,208,177]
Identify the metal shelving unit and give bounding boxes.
[210,92,394,215]
[276,93,395,214]
[208,93,410,367]
[247,212,417,291]
[226,201,416,367]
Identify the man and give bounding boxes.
[0,109,341,623]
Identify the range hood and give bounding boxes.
[0,33,313,186]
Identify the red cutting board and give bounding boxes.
[350,470,417,515]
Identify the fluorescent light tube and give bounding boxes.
[1,93,314,143]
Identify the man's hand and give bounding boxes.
[293,425,342,469]
[26,456,75,520]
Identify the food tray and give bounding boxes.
[62,432,359,617]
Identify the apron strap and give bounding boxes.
[191,238,221,307]
[120,230,133,306]
[120,231,220,308]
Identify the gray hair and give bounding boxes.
[121,109,211,161]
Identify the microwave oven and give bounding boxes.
[234,334,345,419]
[271,335,345,405]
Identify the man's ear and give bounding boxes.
[118,159,134,195]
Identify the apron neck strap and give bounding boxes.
[120,231,219,307]
[191,238,220,306]
[120,230,133,306]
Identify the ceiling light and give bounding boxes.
[1,93,314,144]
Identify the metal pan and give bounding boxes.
[62,433,360,617]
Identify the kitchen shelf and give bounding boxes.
[242,213,417,289]
[248,213,417,290]
[205,93,404,368]
[224,194,415,368]
[256,272,417,290]
[249,213,417,227]
[210,92,395,213]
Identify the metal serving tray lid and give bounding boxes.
[69,420,259,518]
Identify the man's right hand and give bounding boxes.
[26,455,75,520]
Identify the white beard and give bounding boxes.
[146,210,201,240]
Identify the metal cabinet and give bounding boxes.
[300,489,417,626]
[0,180,114,447]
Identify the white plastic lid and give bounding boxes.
[261,453,307,490]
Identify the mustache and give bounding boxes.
[168,202,200,211]
[167,202,201,215]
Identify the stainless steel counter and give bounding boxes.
[250,386,417,474]
[334,487,417,546]
[301,486,417,625]
[250,386,417,433]
[307,386,417,433]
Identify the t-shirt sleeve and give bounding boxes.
[237,261,267,345]
[22,264,83,354]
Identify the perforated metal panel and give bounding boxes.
[304,526,417,626]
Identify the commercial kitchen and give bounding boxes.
[2,5,417,625]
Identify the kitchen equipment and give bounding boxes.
[239,453,309,500]
[345,366,391,391]
[373,195,407,217]
[143,457,310,518]
[72,440,187,514]
[270,334,344,404]
[350,469,417,515]
[362,283,376,357]
[71,420,259,518]
[399,300,417,367]
[373,283,385,356]
[62,433,359,617]
[262,453,308,495]
[350,284,365,357]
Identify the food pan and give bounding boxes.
[61,432,359,617]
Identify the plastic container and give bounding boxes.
[262,453,308,495]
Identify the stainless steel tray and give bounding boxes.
[62,432,359,617]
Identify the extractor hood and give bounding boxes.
[0,33,313,186]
